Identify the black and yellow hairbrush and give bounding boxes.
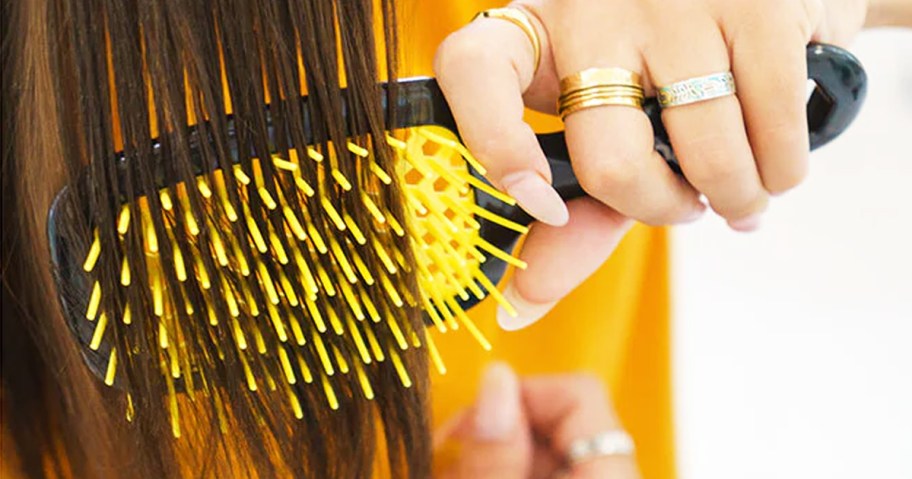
[47,43,865,424]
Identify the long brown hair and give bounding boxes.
[1,0,432,477]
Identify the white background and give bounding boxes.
[672,29,912,479]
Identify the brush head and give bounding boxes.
[47,42,866,428]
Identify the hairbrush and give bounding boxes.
[47,43,865,430]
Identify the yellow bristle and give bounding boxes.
[294,176,315,197]
[233,165,252,185]
[420,294,447,333]
[291,246,318,296]
[303,295,328,333]
[117,206,131,235]
[410,331,422,348]
[282,207,308,241]
[364,325,385,363]
[330,240,358,284]
[342,214,367,245]
[315,264,337,297]
[306,147,324,162]
[354,362,375,400]
[258,187,278,210]
[140,199,160,253]
[296,353,314,384]
[266,302,289,343]
[89,312,108,350]
[347,141,369,157]
[244,205,268,253]
[370,162,393,185]
[167,375,181,438]
[361,194,386,224]
[471,204,529,234]
[278,270,299,307]
[210,228,229,266]
[475,270,518,317]
[86,281,102,320]
[347,318,372,365]
[272,156,299,172]
[445,296,491,351]
[268,229,289,265]
[231,318,247,350]
[252,322,267,355]
[338,281,365,321]
[475,237,528,269]
[83,232,101,272]
[331,169,352,191]
[321,198,347,231]
[321,375,339,410]
[384,212,405,237]
[288,314,306,346]
[221,277,240,317]
[358,290,381,323]
[239,353,257,391]
[349,247,375,286]
[197,178,213,198]
[288,390,304,419]
[385,133,407,150]
[159,190,174,211]
[388,349,412,388]
[125,394,135,423]
[194,254,211,289]
[173,246,187,282]
[159,320,170,349]
[326,306,344,336]
[120,257,131,286]
[332,346,350,374]
[122,303,132,325]
[386,316,408,351]
[417,127,488,175]
[213,170,239,221]
[231,239,251,276]
[379,273,404,307]
[306,221,328,254]
[370,238,397,274]
[311,331,334,376]
[256,262,280,305]
[424,331,447,375]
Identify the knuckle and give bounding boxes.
[680,136,750,188]
[433,31,495,78]
[763,159,808,194]
[575,149,642,199]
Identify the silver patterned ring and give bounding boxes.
[566,430,635,466]
[657,71,736,108]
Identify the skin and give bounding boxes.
[432,0,896,328]
[435,363,639,479]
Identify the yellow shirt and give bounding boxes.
[400,2,675,478]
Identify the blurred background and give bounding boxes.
[672,29,912,479]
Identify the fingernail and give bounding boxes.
[500,171,569,227]
[496,283,558,331]
[474,362,521,441]
[728,213,762,232]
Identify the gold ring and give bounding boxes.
[557,67,644,119]
[474,8,542,75]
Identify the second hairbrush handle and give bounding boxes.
[534,43,868,204]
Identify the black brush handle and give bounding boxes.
[535,43,868,203]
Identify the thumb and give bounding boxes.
[497,198,634,331]
[440,362,533,479]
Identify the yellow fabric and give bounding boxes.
[399,2,675,478]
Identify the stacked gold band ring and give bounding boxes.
[558,67,644,119]
[474,8,542,74]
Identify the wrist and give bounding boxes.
[866,0,912,27]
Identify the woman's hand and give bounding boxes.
[435,363,639,479]
[434,0,870,329]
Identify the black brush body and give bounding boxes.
[48,43,866,379]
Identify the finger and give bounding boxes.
[729,8,812,196]
[440,363,533,479]
[645,12,768,231]
[497,198,632,331]
[522,374,641,479]
[434,10,569,226]
[545,1,704,225]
